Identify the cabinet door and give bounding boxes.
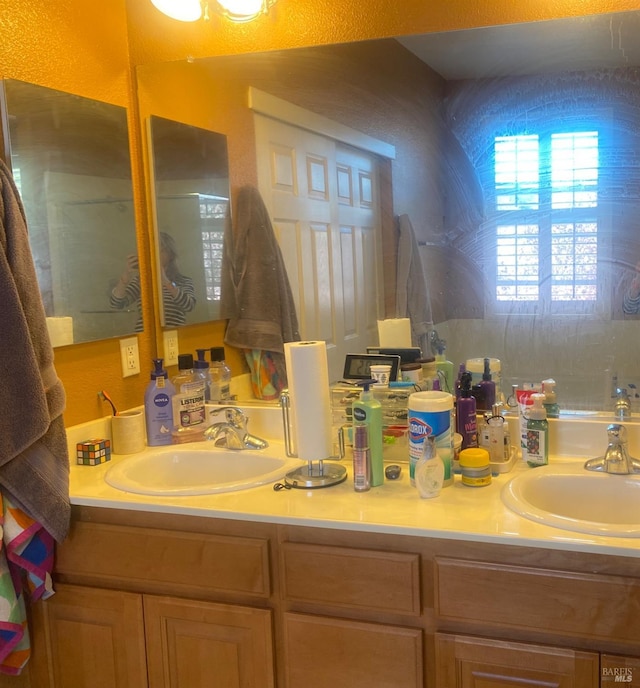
[284,612,423,688]
[28,583,148,688]
[144,595,274,688]
[435,633,599,688]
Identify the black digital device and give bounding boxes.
[366,347,422,364]
[342,353,401,381]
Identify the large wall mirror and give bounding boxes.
[1,79,138,345]
[148,115,230,327]
[136,9,640,411]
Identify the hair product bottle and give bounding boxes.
[476,357,496,411]
[352,381,383,486]
[144,358,175,446]
[455,371,478,450]
[352,423,371,492]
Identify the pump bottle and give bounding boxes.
[435,346,454,394]
[414,435,445,498]
[542,378,560,418]
[525,392,549,467]
[144,358,175,446]
[352,380,383,487]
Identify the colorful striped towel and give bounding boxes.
[0,492,54,675]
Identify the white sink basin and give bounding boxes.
[502,462,640,537]
[105,443,301,496]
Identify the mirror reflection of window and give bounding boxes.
[148,116,230,328]
[3,79,138,346]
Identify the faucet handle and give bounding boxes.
[210,406,247,428]
[607,423,627,445]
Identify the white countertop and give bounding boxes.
[68,441,640,559]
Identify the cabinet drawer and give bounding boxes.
[56,522,271,598]
[282,542,421,616]
[284,612,423,688]
[435,557,640,644]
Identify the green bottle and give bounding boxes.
[525,393,549,467]
[352,381,384,486]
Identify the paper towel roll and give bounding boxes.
[284,341,333,460]
[377,318,412,348]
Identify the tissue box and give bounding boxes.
[76,438,111,466]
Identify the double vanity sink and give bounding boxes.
[67,406,640,554]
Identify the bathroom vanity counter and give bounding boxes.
[67,442,640,559]
[22,438,640,688]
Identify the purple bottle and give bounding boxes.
[456,372,478,450]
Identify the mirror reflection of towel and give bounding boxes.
[221,186,300,397]
[395,214,433,347]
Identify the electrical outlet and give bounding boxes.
[163,330,179,367]
[120,336,140,377]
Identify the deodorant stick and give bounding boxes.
[408,391,454,487]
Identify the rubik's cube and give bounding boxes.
[76,438,111,466]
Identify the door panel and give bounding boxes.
[255,114,383,381]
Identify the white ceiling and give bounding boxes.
[397,11,640,80]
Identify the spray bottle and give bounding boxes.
[456,372,477,450]
[352,380,383,486]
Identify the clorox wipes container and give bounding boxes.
[408,391,454,487]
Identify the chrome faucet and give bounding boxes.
[584,424,640,474]
[614,387,632,420]
[204,407,269,450]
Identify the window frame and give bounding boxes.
[484,121,611,317]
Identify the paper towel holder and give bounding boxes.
[279,390,347,488]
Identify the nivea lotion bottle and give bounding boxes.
[144,358,176,446]
[352,381,383,486]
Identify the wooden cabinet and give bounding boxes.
[29,584,275,688]
[7,507,639,688]
[284,612,422,688]
[435,633,599,688]
[29,584,148,688]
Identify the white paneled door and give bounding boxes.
[254,114,383,382]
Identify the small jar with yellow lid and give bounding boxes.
[458,447,492,487]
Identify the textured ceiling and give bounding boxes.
[397,10,640,79]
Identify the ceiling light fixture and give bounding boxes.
[150,0,277,23]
